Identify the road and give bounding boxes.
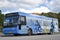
[0,34,60,40]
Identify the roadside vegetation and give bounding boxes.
[0,10,4,32]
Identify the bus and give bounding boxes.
[3,12,59,35]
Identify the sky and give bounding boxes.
[0,0,60,14]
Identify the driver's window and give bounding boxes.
[18,16,26,25]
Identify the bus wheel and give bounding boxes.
[14,34,19,36]
[48,33,51,35]
[28,29,32,35]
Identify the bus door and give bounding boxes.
[18,16,26,30]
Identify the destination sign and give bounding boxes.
[5,12,19,16]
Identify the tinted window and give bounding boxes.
[18,16,26,25]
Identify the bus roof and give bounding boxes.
[5,12,58,21]
[18,12,58,20]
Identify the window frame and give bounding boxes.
[19,15,26,25]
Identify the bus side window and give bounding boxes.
[18,16,26,25]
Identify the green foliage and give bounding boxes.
[0,10,4,28]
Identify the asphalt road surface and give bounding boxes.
[0,34,60,40]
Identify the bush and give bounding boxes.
[0,26,2,32]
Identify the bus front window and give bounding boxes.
[3,16,19,27]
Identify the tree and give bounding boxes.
[57,13,60,28]
[0,10,4,28]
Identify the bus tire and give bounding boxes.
[48,33,51,35]
[14,34,19,36]
[28,29,32,35]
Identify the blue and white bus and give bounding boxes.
[3,12,59,35]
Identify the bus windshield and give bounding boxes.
[3,16,19,27]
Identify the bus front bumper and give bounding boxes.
[3,27,17,34]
